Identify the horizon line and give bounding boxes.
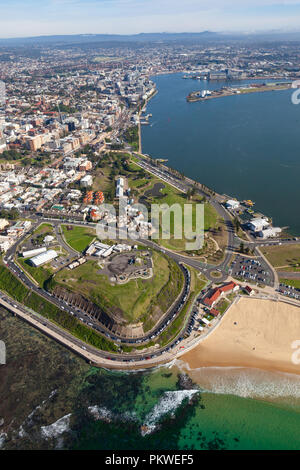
[1,29,300,41]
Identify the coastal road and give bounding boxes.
[0,262,198,368]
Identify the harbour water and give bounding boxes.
[142,73,300,234]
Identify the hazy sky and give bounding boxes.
[1,0,300,38]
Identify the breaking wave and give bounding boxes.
[141,390,199,436]
[0,433,6,449]
[88,405,137,423]
[40,413,72,439]
[175,359,300,401]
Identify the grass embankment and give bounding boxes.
[0,264,118,353]
[61,225,96,252]
[157,267,207,347]
[261,244,300,270]
[54,251,184,326]
[17,257,53,288]
[123,126,139,151]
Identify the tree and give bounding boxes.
[186,189,192,201]
[234,216,240,232]
[190,185,196,199]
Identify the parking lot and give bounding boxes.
[278,283,300,300]
[229,255,274,287]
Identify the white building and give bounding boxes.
[29,250,58,267]
[0,235,14,252]
[44,235,55,244]
[23,247,47,258]
[258,227,282,239]
[0,218,9,230]
[248,218,270,233]
[80,175,93,188]
[116,185,124,198]
[226,199,240,210]
[116,177,125,198]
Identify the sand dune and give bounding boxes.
[182,297,300,376]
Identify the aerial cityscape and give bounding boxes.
[1,0,300,456]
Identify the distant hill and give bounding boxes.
[1,31,300,47]
[0,31,220,46]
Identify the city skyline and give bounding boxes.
[1,0,300,38]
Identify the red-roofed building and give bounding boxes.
[203,282,239,307]
[220,281,237,293]
[244,285,254,296]
[210,308,220,317]
[204,290,221,307]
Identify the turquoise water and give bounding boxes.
[73,367,300,450]
[142,73,300,234]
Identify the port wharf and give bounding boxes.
[187,81,292,102]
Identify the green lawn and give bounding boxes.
[217,298,231,315]
[17,257,53,288]
[62,225,96,252]
[149,184,219,253]
[34,223,54,236]
[54,251,184,325]
[127,160,219,253]
[261,244,300,269]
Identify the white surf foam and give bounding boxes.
[141,389,199,436]
[0,433,6,448]
[175,359,300,400]
[40,413,72,439]
[88,405,137,423]
[88,406,113,421]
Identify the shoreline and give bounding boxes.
[180,296,300,378]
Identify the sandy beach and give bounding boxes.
[181,297,300,376]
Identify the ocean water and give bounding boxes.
[73,366,300,450]
[3,304,300,450]
[142,73,300,234]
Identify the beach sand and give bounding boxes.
[181,297,300,376]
